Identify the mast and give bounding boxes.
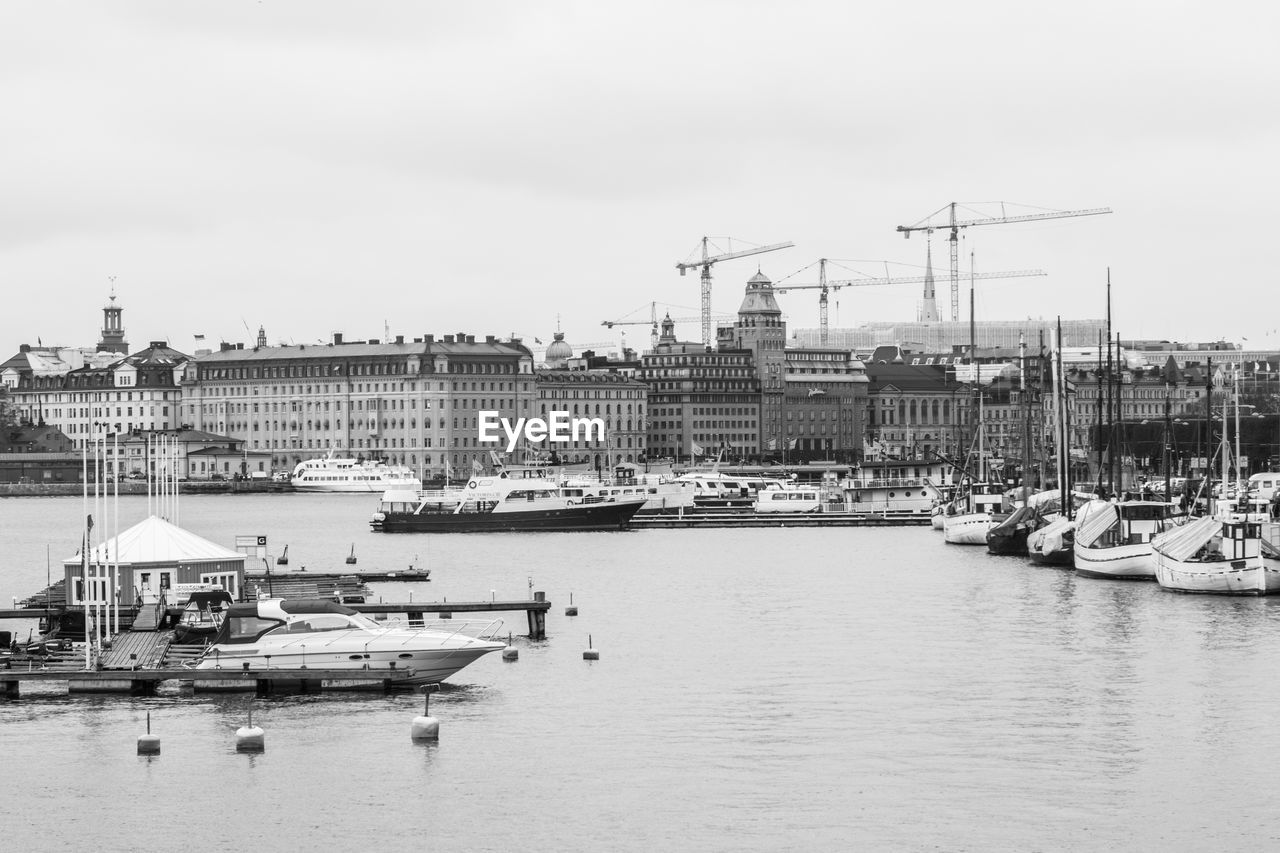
[1020,332,1031,501]
[970,255,982,483]
[1095,330,1104,496]
[1163,384,1172,508]
[1054,318,1072,519]
[1234,364,1242,496]
[1204,357,1213,516]
[1105,270,1114,496]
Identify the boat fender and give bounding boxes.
[566,499,577,505]
[468,481,477,489]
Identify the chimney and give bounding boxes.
[220,342,234,352]
[485,335,495,344]
[466,335,475,344]
[333,332,344,345]
[425,334,434,343]
[443,335,455,343]
[395,335,404,345]
[19,344,30,353]
[368,339,380,345]
[236,343,244,350]
[149,341,166,348]
[457,331,466,342]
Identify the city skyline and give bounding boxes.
[4,3,1277,356]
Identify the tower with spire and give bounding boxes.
[919,240,940,322]
[97,285,129,354]
[257,325,268,349]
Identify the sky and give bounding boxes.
[3,1,1278,361]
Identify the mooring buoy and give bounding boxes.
[276,544,289,566]
[411,685,440,741]
[236,706,265,752]
[346,544,357,565]
[137,711,160,755]
[583,634,599,661]
[502,646,518,661]
[565,592,578,617]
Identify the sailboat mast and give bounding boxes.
[1205,356,1213,515]
[970,257,981,482]
[1095,330,1104,496]
[1105,270,1113,496]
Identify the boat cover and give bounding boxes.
[1032,516,1074,554]
[1151,516,1220,562]
[1075,502,1119,548]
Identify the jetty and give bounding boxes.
[631,511,932,529]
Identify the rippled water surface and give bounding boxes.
[4,494,1280,851]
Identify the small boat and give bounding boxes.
[173,590,234,643]
[1028,516,1076,567]
[345,544,357,565]
[1073,500,1176,580]
[277,544,289,566]
[291,452,423,493]
[752,483,825,513]
[942,482,1004,545]
[371,469,644,533]
[1153,516,1280,595]
[987,490,1061,556]
[191,599,505,684]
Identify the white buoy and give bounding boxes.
[236,707,265,752]
[137,711,160,755]
[411,686,440,741]
[583,634,599,661]
[565,592,578,617]
[502,646,518,661]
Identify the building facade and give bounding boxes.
[641,315,761,460]
[183,332,537,478]
[533,368,648,468]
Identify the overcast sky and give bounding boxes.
[4,1,1277,360]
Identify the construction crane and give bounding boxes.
[896,202,1111,322]
[773,258,1047,345]
[676,237,794,347]
[602,302,733,351]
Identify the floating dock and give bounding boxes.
[0,666,424,697]
[631,511,932,529]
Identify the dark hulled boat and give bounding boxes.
[370,471,644,533]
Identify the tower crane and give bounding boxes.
[676,237,794,347]
[896,201,1111,322]
[602,301,732,351]
[773,258,1047,345]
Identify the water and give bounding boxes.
[4,494,1280,850]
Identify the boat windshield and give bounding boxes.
[281,613,371,633]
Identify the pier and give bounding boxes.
[0,666,424,697]
[631,511,933,529]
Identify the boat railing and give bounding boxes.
[382,618,507,645]
[844,478,931,490]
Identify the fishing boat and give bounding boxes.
[173,589,234,643]
[1073,500,1175,579]
[1028,515,1076,567]
[1153,517,1279,595]
[942,482,1005,545]
[986,489,1061,556]
[370,468,644,533]
[291,452,422,493]
[190,599,505,684]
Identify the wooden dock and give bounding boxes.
[631,511,933,529]
[0,665,423,697]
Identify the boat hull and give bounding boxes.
[373,500,640,533]
[293,479,421,493]
[1073,543,1155,579]
[1154,555,1280,595]
[943,512,996,545]
[195,643,503,684]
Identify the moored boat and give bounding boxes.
[1153,516,1279,595]
[1028,516,1076,566]
[1073,500,1175,580]
[291,452,422,493]
[370,469,644,533]
[173,589,234,643]
[191,599,505,684]
[942,482,1004,545]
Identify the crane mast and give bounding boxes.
[676,237,794,347]
[896,202,1111,322]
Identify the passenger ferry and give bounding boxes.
[561,463,695,515]
[753,484,826,513]
[291,453,422,492]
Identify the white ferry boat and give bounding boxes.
[291,453,422,493]
[561,463,695,515]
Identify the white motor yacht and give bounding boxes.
[191,599,505,684]
[291,453,422,493]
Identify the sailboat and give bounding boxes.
[1029,320,1077,567]
[943,267,1003,545]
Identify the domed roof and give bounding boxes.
[545,331,573,363]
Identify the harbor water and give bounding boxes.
[4,493,1280,850]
